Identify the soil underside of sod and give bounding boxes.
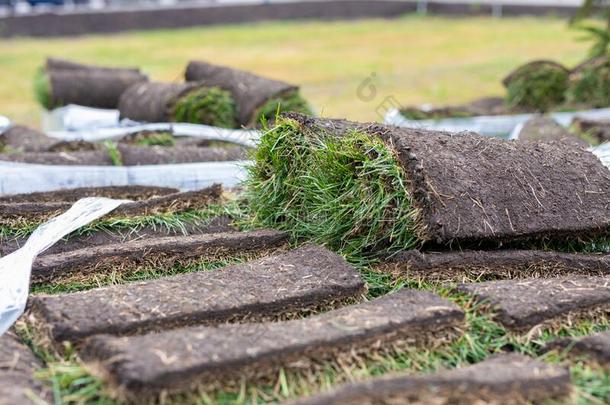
[27,244,365,347]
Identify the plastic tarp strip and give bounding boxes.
[0,160,248,196]
[384,107,610,139]
[0,197,128,335]
[591,142,610,168]
[0,115,10,132]
[47,123,261,148]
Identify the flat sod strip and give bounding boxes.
[185,60,312,126]
[0,144,247,166]
[82,289,464,398]
[0,184,222,228]
[247,115,610,259]
[116,144,248,165]
[35,57,148,110]
[457,276,610,332]
[1,217,235,257]
[546,330,610,372]
[0,331,51,404]
[29,228,288,285]
[118,81,237,128]
[0,149,115,165]
[28,244,365,346]
[0,185,178,203]
[378,249,610,282]
[0,125,59,152]
[286,354,571,405]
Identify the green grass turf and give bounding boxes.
[102,140,123,166]
[505,62,569,111]
[172,86,238,129]
[255,91,313,125]
[32,68,52,110]
[567,57,610,108]
[245,116,417,262]
[133,131,176,147]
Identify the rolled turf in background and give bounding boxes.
[118,81,237,128]
[502,60,570,112]
[34,58,149,110]
[246,114,610,258]
[185,60,312,127]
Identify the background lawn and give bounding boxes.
[0,15,587,127]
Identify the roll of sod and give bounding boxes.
[246,114,610,258]
[45,57,141,73]
[34,58,148,110]
[567,56,610,109]
[118,81,237,128]
[185,60,312,126]
[503,60,569,111]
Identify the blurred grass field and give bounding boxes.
[0,14,588,126]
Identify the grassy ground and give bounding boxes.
[0,15,587,127]
[10,199,609,404]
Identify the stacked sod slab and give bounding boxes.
[34,58,148,110]
[185,60,312,127]
[246,114,610,276]
[0,124,247,166]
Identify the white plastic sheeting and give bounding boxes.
[0,105,260,195]
[48,122,260,148]
[0,116,10,132]
[384,107,610,139]
[591,143,610,169]
[0,160,248,196]
[0,197,127,336]
[43,105,120,131]
[41,104,261,148]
